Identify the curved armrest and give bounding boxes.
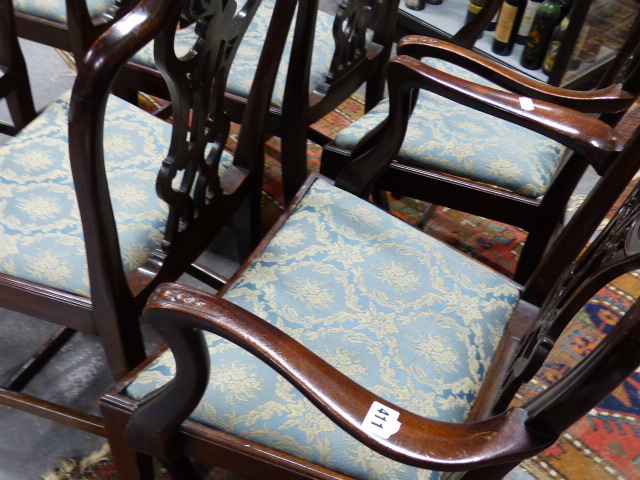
[336,55,623,197]
[393,56,624,159]
[128,283,548,471]
[397,36,635,114]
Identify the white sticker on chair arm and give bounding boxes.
[362,401,401,439]
[519,97,534,111]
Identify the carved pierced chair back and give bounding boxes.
[492,124,640,412]
[322,0,396,89]
[152,0,261,249]
[71,0,296,307]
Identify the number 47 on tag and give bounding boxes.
[362,401,402,439]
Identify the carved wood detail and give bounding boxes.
[154,0,260,250]
[326,0,374,85]
[497,180,640,409]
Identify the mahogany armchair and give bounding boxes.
[0,0,36,135]
[100,56,640,480]
[321,23,640,285]
[0,0,296,435]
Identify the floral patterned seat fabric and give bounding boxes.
[127,176,521,480]
[0,91,233,297]
[130,0,338,108]
[12,0,114,23]
[334,59,566,199]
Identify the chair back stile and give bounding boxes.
[274,0,400,203]
[68,0,186,375]
[0,0,36,134]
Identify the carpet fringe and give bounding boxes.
[42,444,111,480]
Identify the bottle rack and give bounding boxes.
[395,0,636,88]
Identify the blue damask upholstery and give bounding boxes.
[0,91,234,297]
[130,0,337,108]
[127,177,521,480]
[334,59,566,199]
[12,0,114,23]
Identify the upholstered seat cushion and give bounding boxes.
[130,0,337,108]
[127,177,521,480]
[13,0,114,23]
[0,91,232,297]
[334,59,566,199]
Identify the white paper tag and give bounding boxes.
[519,97,534,111]
[362,401,401,439]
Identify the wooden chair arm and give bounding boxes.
[397,36,635,114]
[127,282,548,471]
[335,55,623,197]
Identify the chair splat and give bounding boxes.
[497,176,640,411]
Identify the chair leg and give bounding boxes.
[364,64,387,113]
[112,83,140,107]
[101,400,156,480]
[372,189,390,210]
[280,116,310,204]
[514,219,563,284]
[5,80,36,130]
[232,186,263,261]
[417,203,438,229]
[96,312,147,381]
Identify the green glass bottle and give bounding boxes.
[520,0,561,70]
[542,14,569,75]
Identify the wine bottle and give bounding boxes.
[487,8,500,30]
[520,0,561,69]
[542,14,569,75]
[558,0,572,18]
[466,0,487,23]
[405,0,426,10]
[515,0,542,44]
[492,0,525,56]
[426,0,444,4]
